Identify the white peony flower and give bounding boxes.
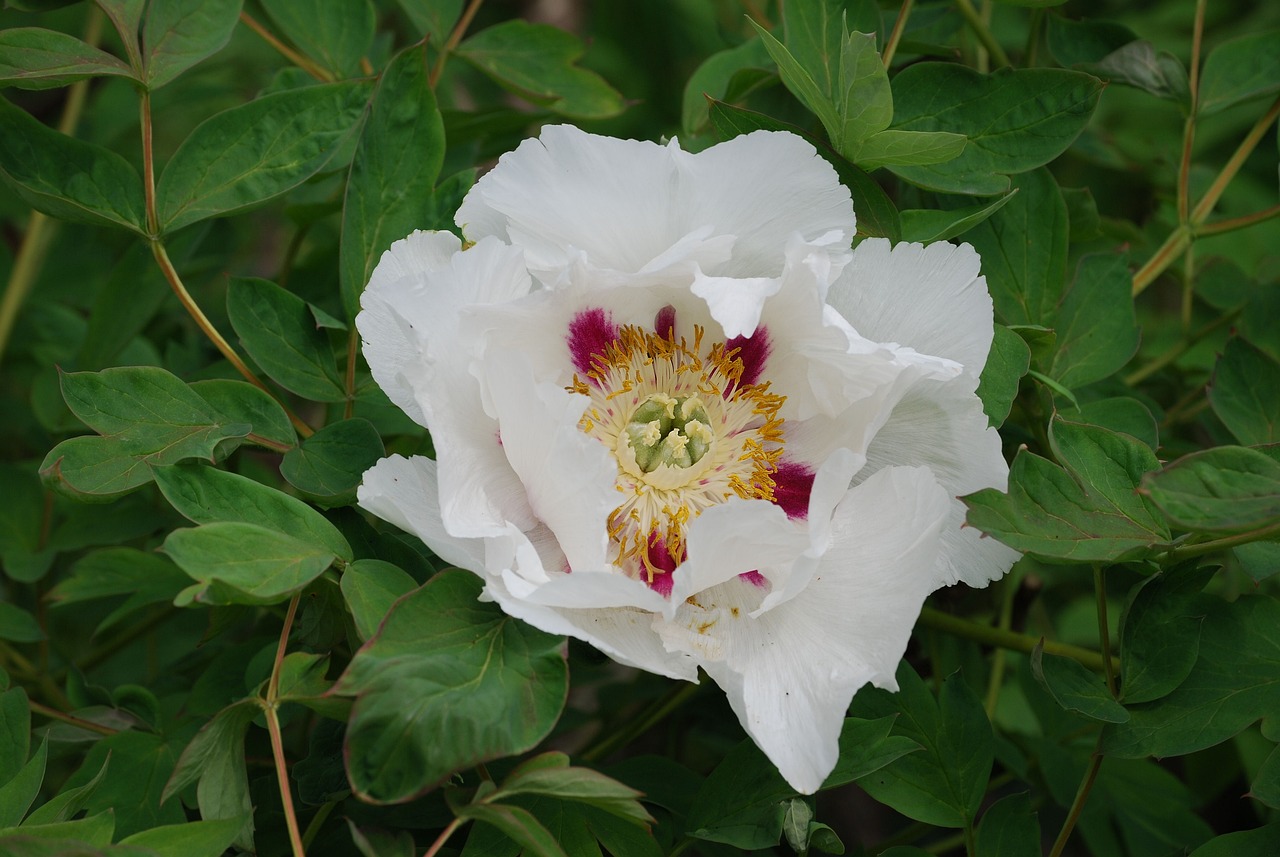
[356,125,1017,794]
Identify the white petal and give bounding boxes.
[668,465,952,793]
[674,499,807,607]
[357,455,485,572]
[864,383,1019,587]
[828,239,995,384]
[690,270,780,339]
[457,126,854,280]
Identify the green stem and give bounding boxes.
[1169,521,1280,561]
[918,607,1116,674]
[423,818,465,857]
[983,572,1019,717]
[953,0,1010,68]
[1131,224,1191,296]
[882,0,915,67]
[1195,203,1280,236]
[344,329,359,421]
[429,0,485,87]
[301,801,336,850]
[240,11,333,81]
[28,701,118,736]
[1094,566,1117,697]
[581,681,701,763]
[1124,306,1239,385]
[1048,736,1104,857]
[267,594,306,857]
[1190,95,1280,224]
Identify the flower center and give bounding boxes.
[567,321,785,585]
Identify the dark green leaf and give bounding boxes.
[340,44,444,320]
[395,0,462,42]
[849,667,992,829]
[888,65,1102,194]
[23,752,109,826]
[0,466,48,583]
[40,367,252,500]
[1103,596,1280,758]
[496,760,652,827]
[226,278,343,401]
[1234,540,1280,584]
[1045,16,1137,67]
[975,792,1039,857]
[1084,40,1189,105]
[1250,746,1280,809]
[0,28,136,90]
[141,0,242,89]
[260,0,375,78]
[1031,640,1127,722]
[1141,446,1280,535]
[0,740,46,827]
[686,716,917,848]
[54,730,184,838]
[333,571,568,803]
[1061,397,1158,451]
[95,0,145,69]
[456,21,624,119]
[456,803,569,857]
[156,80,372,232]
[1049,417,1168,533]
[118,819,242,857]
[0,603,45,644]
[348,821,415,857]
[900,189,1016,243]
[681,38,772,137]
[340,559,416,641]
[1209,337,1280,446]
[0,811,114,845]
[975,324,1030,428]
[280,418,385,506]
[153,462,351,559]
[1198,31,1280,116]
[1120,565,1213,705]
[0,97,145,233]
[164,522,339,606]
[1050,253,1139,389]
[0,689,30,787]
[188,379,296,451]
[1188,825,1280,856]
[163,701,256,849]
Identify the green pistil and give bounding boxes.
[625,394,712,472]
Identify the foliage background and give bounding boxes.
[0,0,1278,855]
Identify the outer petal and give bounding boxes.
[666,465,951,794]
[357,455,485,571]
[863,383,1019,588]
[827,239,995,385]
[457,126,854,280]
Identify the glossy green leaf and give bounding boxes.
[162,701,256,849]
[1209,337,1280,445]
[975,324,1030,428]
[1050,253,1140,389]
[1140,446,1280,535]
[188,379,295,451]
[1120,564,1213,705]
[1084,40,1189,105]
[456,803,568,857]
[164,522,339,606]
[333,571,568,803]
[963,169,1068,327]
[1198,30,1280,116]
[1103,596,1280,758]
[260,0,375,78]
[141,0,241,89]
[888,65,1102,194]
[0,97,145,233]
[280,418,385,506]
[153,462,350,560]
[340,44,444,319]
[900,189,1016,243]
[226,277,343,401]
[119,819,242,857]
[0,27,136,89]
[975,792,1040,857]
[456,21,624,119]
[706,99,901,241]
[686,716,918,848]
[1031,640,1127,722]
[849,666,992,829]
[40,367,252,500]
[156,80,372,232]
[340,559,417,641]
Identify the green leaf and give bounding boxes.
[1140,446,1280,535]
[975,324,1030,428]
[1189,826,1280,857]
[0,466,49,584]
[456,21,624,119]
[1103,596,1280,758]
[280,418,385,506]
[395,0,462,42]
[0,689,28,787]
[1061,397,1158,451]
[975,792,1040,857]
[163,701,256,850]
[340,44,444,320]
[0,97,145,233]
[1119,564,1213,705]
[188,379,296,451]
[681,38,772,137]
[852,128,967,170]
[55,730,184,838]
[119,819,242,857]
[686,716,918,848]
[705,99,901,241]
[0,740,45,827]
[23,752,109,826]
[340,559,417,641]
[1031,640,1127,723]
[2,811,114,845]
[850,668,991,828]
[226,278,343,401]
[40,367,252,500]
[156,80,372,232]
[164,522,339,606]
[1250,746,1280,809]
[260,0,375,78]
[888,65,1102,194]
[0,603,44,644]
[153,462,351,560]
[963,169,1068,327]
[1084,40,1189,105]
[496,760,652,827]
[1209,337,1280,445]
[0,28,136,90]
[141,0,242,90]
[899,189,1016,243]
[456,803,569,857]
[1050,253,1140,389]
[1197,31,1280,116]
[348,820,416,857]
[95,0,145,70]
[965,419,1168,562]
[1045,15,1136,67]
[333,570,568,803]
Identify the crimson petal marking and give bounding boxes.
[773,459,816,520]
[567,307,619,376]
[726,326,771,388]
